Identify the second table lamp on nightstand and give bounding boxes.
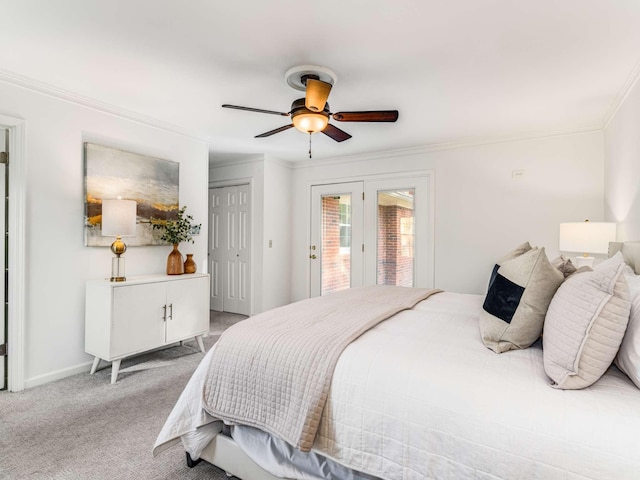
[559,220,616,268]
[101,198,137,282]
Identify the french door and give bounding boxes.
[209,185,251,315]
[310,182,364,297]
[310,175,432,297]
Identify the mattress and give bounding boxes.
[155,292,640,480]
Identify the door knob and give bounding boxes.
[309,254,317,260]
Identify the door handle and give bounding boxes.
[168,303,173,320]
[162,304,167,321]
[310,254,317,260]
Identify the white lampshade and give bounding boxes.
[559,221,616,255]
[102,199,137,237]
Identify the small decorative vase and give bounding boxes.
[166,243,184,275]
[184,254,197,274]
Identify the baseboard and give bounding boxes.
[22,339,207,390]
[23,361,93,389]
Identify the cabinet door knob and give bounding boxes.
[168,303,173,320]
[162,305,167,321]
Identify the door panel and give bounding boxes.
[364,176,432,288]
[310,182,364,297]
[376,188,415,287]
[112,283,165,357]
[165,276,209,343]
[208,185,251,314]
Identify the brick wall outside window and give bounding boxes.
[322,196,350,294]
[377,204,414,286]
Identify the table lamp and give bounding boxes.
[102,198,137,282]
[559,220,616,268]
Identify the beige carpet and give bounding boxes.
[0,312,246,480]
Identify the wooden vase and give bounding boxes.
[184,254,197,274]
[166,243,184,275]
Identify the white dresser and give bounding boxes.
[85,273,210,383]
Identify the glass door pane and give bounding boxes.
[321,194,351,295]
[377,189,415,286]
[310,182,364,297]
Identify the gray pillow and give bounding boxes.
[551,254,577,278]
[480,244,564,353]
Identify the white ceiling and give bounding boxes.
[2,0,640,162]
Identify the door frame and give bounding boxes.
[306,170,435,296]
[364,175,433,288]
[0,114,27,392]
[208,184,251,315]
[309,182,365,297]
[208,178,254,314]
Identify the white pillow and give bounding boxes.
[480,244,563,353]
[543,253,631,389]
[615,273,640,388]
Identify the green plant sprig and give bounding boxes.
[151,206,201,244]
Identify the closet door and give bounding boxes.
[209,185,251,314]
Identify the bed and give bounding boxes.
[153,241,640,480]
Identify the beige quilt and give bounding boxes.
[202,285,441,451]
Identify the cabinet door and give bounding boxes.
[165,276,209,343]
[111,283,166,358]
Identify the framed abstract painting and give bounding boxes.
[84,142,179,246]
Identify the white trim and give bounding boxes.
[23,361,93,390]
[603,57,640,129]
[0,68,210,143]
[209,154,264,169]
[209,177,252,189]
[291,127,603,169]
[0,113,26,392]
[306,169,435,295]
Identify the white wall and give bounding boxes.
[262,157,292,311]
[209,156,266,314]
[0,81,209,388]
[208,154,293,314]
[604,77,640,239]
[290,131,605,299]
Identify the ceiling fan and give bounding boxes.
[222,65,399,157]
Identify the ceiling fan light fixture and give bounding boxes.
[292,112,329,133]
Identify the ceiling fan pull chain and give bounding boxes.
[309,133,312,158]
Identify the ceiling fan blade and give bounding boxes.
[255,124,294,138]
[305,79,332,112]
[222,104,290,117]
[332,110,399,122]
[322,124,352,142]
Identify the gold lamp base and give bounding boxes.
[110,236,127,282]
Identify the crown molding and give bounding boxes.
[602,57,640,129]
[290,125,603,169]
[0,68,211,144]
[209,154,265,168]
[0,67,612,168]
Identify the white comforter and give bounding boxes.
[155,292,640,480]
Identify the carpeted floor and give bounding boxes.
[0,311,247,480]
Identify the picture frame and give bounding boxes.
[84,142,180,246]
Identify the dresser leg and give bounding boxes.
[90,357,101,375]
[110,359,122,384]
[196,335,205,353]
